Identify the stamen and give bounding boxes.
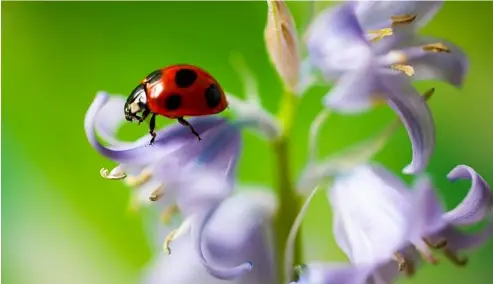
[367,28,393,43]
[149,185,164,201]
[125,169,152,187]
[100,166,127,180]
[393,252,415,276]
[443,248,469,267]
[391,14,417,25]
[163,229,177,255]
[417,246,440,265]
[391,64,415,76]
[161,204,179,224]
[424,237,448,249]
[422,43,451,53]
[162,218,193,255]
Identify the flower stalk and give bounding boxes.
[272,90,302,283]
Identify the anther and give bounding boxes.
[391,14,417,25]
[443,248,469,267]
[100,167,127,180]
[422,43,451,53]
[162,218,193,255]
[423,88,435,101]
[149,185,164,202]
[125,169,152,187]
[393,252,415,276]
[391,64,415,76]
[367,28,393,43]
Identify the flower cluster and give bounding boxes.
[84,1,490,284]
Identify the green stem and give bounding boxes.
[272,91,301,284]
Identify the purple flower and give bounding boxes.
[84,92,254,280]
[141,189,277,284]
[305,2,467,174]
[292,163,492,284]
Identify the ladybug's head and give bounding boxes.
[124,84,149,122]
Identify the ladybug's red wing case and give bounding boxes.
[145,65,228,119]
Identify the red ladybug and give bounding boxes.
[124,64,228,145]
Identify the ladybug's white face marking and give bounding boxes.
[125,84,148,121]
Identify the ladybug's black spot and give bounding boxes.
[174,68,197,88]
[144,70,162,85]
[204,84,222,109]
[165,94,182,110]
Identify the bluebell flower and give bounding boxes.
[84,92,254,280]
[305,2,467,174]
[291,163,493,284]
[141,188,277,284]
[354,0,467,86]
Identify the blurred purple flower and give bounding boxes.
[292,163,493,284]
[305,2,467,174]
[84,92,254,280]
[142,188,277,284]
[354,0,468,86]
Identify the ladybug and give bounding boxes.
[123,64,228,145]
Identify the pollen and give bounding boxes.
[391,64,415,76]
[391,14,417,25]
[100,166,127,180]
[422,43,451,53]
[367,28,393,43]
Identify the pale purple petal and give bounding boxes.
[444,165,493,225]
[398,36,468,87]
[295,262,376,284]
[189,190,277,280]
[322,64,379,113]
[93,92,132,147]
[329,164,411,264]
[204,190,277,284]
[433,221,493,252]
[354,1,444,31]
[306,2,372,79]
[381,74,435,174]
[412,176,448,236]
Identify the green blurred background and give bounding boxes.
[2,1,493,283]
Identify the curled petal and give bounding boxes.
[355,1,444,31]
[227,94,281,141]
[93,93,132,148]
[191,204,253,280]
[84,92,227,164]
[444,165,493,225]
[306,2,372,79]
[399,36,468,87]
[382,74,435,174]
[265,0,301,91]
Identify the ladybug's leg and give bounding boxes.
[139,109,151,125]
[148,114,157,145]
[177,117,202,141]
